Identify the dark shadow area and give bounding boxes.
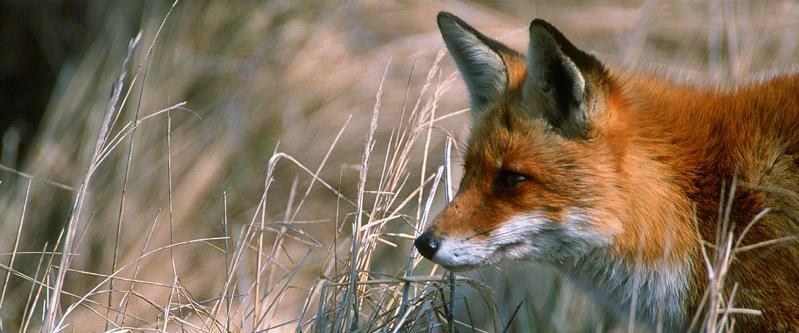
[0,0,96,166]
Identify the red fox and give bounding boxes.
[415,12,799,331]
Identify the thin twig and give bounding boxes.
[0,179,31,314]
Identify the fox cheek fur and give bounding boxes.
[415,11,799,331]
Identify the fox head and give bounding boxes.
[415,12,623,271]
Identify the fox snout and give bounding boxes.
[413,226,490,272]
[413,230,439,260]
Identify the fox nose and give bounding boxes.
[414,230,439,260]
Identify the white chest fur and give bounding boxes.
[558,248,691,331]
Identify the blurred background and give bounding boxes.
[0,0,797,332]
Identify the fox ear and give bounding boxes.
[438,12,513,116]
[524,19,605,139]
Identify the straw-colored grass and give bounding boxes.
[0,0,797,332]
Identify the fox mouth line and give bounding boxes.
[439,262,480,272]
[436,240,527,272]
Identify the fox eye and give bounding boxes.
[499,170,528,187]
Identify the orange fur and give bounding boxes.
[608,72,799,330]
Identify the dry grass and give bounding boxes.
[0,0,797,332]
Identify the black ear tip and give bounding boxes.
[529,18,555,33]
[438,11,455,20]
[437,11,461,28]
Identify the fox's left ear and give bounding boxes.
[437,12,519,116]
[523,19,607,139]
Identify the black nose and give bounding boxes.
[414,230,439,259]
